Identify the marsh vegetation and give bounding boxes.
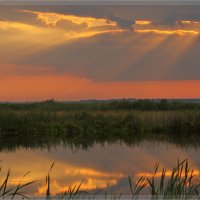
[0,100,200,151]
[0,100,200,199]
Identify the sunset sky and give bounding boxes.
[1,4,200,101]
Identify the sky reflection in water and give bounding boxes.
[0,141,200,196]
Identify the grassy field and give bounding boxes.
[0,100,200,150]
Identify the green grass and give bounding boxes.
[0,100,200,151]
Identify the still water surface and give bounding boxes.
[0,141,200,196]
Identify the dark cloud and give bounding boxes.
[2,5,200,29]
[153,16,178,28]
[107,13,135,29]
[32,6,136,30]
[1,5,200,81]
[0,6,136,29]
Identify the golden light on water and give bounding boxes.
[136,170,200,178]
[36,179,118,195]
[6,165,200,195]
[64,168,124,178]
[6,165,124,195]
[0,141,200,196]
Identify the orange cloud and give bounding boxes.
[135,20,151,25]
[0,20,40,33]
[19,10,117,28]
[36,178,117,195]
[35,166,123,195]
[64,29,126,39]
[136,170,200,178]
[65,168,124,178]
[180,20,200,24]
[135,29,199,36]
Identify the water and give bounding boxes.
[0,141,200,196]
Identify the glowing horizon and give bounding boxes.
[1,6,200,100]
[0,74,200,101]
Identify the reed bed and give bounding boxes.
[0,109,199,139]
[0,100,200,151]
[0,110,200,134]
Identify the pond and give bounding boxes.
[0,140,200,197]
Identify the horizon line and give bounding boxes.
[1,98,200,103]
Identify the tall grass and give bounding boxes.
[146,159,199,199]
[127,159,200,199]
[46,160,200,199]
[0,108,200,152]
[0,165,37,199]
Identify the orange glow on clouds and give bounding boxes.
[19,10,117,28]
[64,168,124,179]
[64,29,126,39]
[135,20,151,25]
[18,10,200,37]
[36,178,117,195]
[135,29,199,36]
[180,20,200,24]
[0,74,200,101]
[1,10,200,102]
[0,21,33,31]
[35,166,123,195]
[136,170,200,178]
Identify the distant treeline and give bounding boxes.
[0,99,200,111]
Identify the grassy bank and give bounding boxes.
[0,100,200,150]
